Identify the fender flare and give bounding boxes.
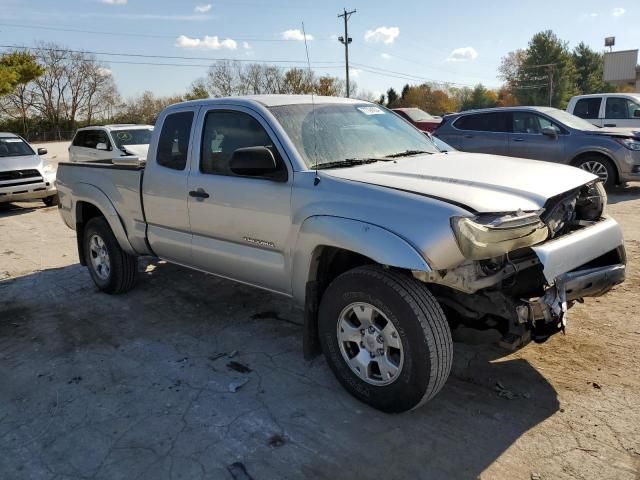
[291,215,431,305]
[73,183,136,258]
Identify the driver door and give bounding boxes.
[187,106,293,295]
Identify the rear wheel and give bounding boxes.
[318,265,452,413]
[83,217,137,294]
[576,156,616,189]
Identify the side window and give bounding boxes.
[200,110,285,178]
[455,113,508,132]
[605,97,636,119]
[84,131,99,149]
[94,130,110,149]
[157,111,194,171]
[574,98,601,119]
[72,131,87,147]
[513,112,542,134]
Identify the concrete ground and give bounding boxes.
[0,185,639,479]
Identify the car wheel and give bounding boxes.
[576,156,616,189]
[42,194,59,207]
[83,217,137,294]
[318,265,453,413]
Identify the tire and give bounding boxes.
[575,156,617,189]
[318,265,453,413]
[83,217,137,294]
[42,194,59,207]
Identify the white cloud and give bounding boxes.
[380,53,391,60]
[101,0,127,4]
[281,29,313,41]
[242,41,251,50]
[194,4,212,13]
[350,68,362,78]
[175,35,237,50]
[96,67,112,77]
[364,26,400,44]
[446,46,478,62]
[612,7,625,16]
[590,12,598,17]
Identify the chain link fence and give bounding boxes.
[22,131,76,143]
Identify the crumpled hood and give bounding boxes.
[121,144,149,160]
[586,127,640,138]
[0,154,42,172]
[323,152,597,213]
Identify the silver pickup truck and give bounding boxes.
[57,95,626,413]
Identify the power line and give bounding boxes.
[351,62,480,87]
[0,44,342,65]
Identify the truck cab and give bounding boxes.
[568,93,640,128]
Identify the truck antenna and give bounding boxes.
[302,21,320,186]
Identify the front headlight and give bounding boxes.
[42,161,56,174]
[616,137,640,151]
[451,212,549,260]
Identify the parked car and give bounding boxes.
[435,106,640,188]
[56,95,625,412]
[392,107,442,133]
[69,124,154,163]
[0,133,58,206]
[567,93,640,128]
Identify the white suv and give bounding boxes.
[69,124,154,163]
[567,93,640,128]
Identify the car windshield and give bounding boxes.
[112,128,153,149]
[404,108,434,122]
[0,137,34,157]
[269,103,439,168]
[544,109,601,131]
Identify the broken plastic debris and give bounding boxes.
[228,377,249,393]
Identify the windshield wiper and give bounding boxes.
[384,149,433,158]
[316,157,390,169]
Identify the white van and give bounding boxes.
[567,93,640,128]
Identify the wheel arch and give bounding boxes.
[570,151,619,184]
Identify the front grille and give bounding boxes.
[0,169,43,189]
[0,169,41,181]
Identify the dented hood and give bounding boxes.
[324,152,597,213]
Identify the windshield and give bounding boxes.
[112,128,153,149]
[0,137,35,157]
[544,109,601,131]
[404,108,434,122]
[269,103,439,168]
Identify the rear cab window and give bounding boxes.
[157,111,195,171]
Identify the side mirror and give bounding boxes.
[634,109,640,118]
[37,148,48,155]
[541,126,558,138]
[96,142,109,151]
[230,146,279,178]
[111,156,145,167]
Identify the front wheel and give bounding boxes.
[83,217,137,294]
[576,156,616,189]
[318,266,453,413]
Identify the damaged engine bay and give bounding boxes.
[414,181,625,349]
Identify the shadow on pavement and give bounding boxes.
[0,261,558,479]
[0,201,48,218]
[608,183,640,205]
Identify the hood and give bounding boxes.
[586,127,640,139]
[323,152,596,213]
[121,144,149,160]
[0,154,42,172]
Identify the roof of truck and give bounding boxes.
[0,132,20,138]
[171,94,366,109]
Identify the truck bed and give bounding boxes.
[56,162,150,255]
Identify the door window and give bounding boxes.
[512,112,544,134]
[200,110,285,178]
[573,98,602,119]
[72,131,88,147]
[157,111,194,171]
[605,97,640,119]
[454,113,509,132]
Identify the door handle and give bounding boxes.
[604,124,616,127]
[189,189,210,199]
[513,138,525,142]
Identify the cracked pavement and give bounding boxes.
[1,184,639,479]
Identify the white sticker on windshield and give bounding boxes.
[357,106,385,116]
[1,138,23,143]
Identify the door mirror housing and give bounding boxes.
[541,126,559,138]
[96,142,109,151]
[37,148,48,155]
[230,146,281,179]
[633,109,640,118]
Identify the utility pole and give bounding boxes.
[547,65,554,107]
[338,8,356,97]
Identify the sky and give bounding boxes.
[0,0,637,99]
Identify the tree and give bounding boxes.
[386,87,399,107]
[498,49,527,88]
[513,30,577,108]
[183,79,209,101]
[571,42,615,95]
[0,51,44,96]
